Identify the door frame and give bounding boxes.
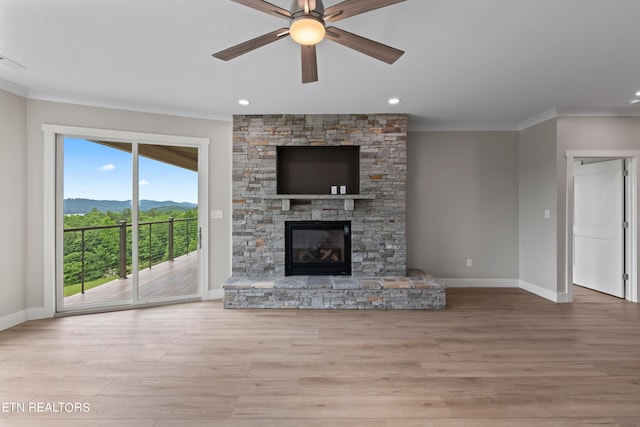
[565,150,638,303]
[43,124,210,316]
[572,159,625,298]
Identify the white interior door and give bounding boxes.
[573,159,625,298]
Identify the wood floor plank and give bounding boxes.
[70,360,252,378]
[231,396,451,419]
[613,419,640,427]
[442,395,640,418]
[99,377,298,397]
[154,420,387,427]
[297,376,640,397]
[0,377,113,396]
[0,421,156,427]
[418,361,609,377]
[385,419,623,427]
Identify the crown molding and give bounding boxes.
[410,107,640,133]
[517,108,558,130]
[408,122,519,132]
[0,77,28,98]
[556,108,640,118]
[27,93,233,123]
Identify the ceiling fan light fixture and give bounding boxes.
[290,16,326,45]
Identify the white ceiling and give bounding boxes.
[1,0,640,130]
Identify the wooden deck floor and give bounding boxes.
[1,285,639,425]
[64,252,199,307]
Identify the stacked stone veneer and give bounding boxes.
[223,270,446,310]
[232,114,408,277]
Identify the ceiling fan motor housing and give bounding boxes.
[291,0,325,16]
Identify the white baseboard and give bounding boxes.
[0,310,28,331]
[1,305,59,331]
[519,280,568,303]
[27,306,53,321]
[440,278,520,288]
[209,288,224,300]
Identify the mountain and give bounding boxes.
[64,198,197,215]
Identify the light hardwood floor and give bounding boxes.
[1,286,640,426]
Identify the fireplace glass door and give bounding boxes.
[285,221,351,276]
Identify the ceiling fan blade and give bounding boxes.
[324,0,406,22]
[213,28,290,61]
[325,27,404,64]
[301,44,318,83]
[231,0,291,19]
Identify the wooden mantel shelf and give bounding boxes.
[267,194,376,211]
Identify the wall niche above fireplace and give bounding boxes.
[277,146,360,195]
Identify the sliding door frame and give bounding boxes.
[43,124,210,316]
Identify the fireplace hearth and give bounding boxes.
[285,221,351,276]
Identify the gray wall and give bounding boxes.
[407,131,519,279]
[0,89,27,321]
[518,119,558,293]
[25,100,233,309]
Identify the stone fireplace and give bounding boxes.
[224,114,445,310]
[231,114,408,278]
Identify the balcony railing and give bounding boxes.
[63,217,198,294]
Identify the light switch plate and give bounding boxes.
[211,210,224,220]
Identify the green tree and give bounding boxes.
[63,207,197,292]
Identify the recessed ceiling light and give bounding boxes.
[388,98,401,105]
[238,99,251,106]
[636,90,640,97]
[631,99,640,105]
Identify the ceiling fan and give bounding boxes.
[212,0,406,84]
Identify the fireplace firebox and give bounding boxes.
[285,221,351,276]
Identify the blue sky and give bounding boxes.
[64,138,198,203]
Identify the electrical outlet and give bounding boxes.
[466,259,473,267]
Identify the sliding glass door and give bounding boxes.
[136,145,199,301]
[57,135,204,313]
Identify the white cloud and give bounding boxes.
[139,179,150,186]
[99,164,115,172]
